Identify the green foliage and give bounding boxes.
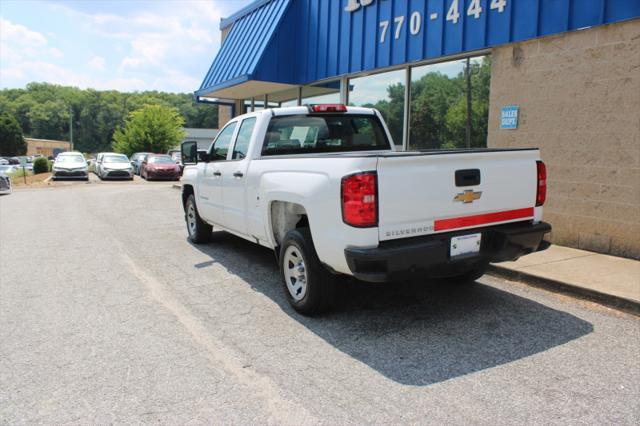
[113,105,186,156]
[32,157,50,174]
[0,83,219,153]
[0,113,27,156]
[27,99,70,140]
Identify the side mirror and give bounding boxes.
[181,140,199,164]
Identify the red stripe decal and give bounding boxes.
[434,207,534,232]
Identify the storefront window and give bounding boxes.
[348,70,405,147]
[301,80,340,105]
[409,56,490,150]
[270,87,300,107]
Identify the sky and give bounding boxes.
[0,0,253,93]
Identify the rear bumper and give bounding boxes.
[344,221,552,283]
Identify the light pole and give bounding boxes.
[69,105,74,151]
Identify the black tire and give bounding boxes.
[449,266,486,285]
[279,228,337,315]
[185,194,211,244]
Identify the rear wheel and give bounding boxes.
[279,228,337,315]
[185,195,211,243]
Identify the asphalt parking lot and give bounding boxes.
[1,182,639,424]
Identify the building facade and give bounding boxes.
[25,138,72,157]
[198,0,640,258]
[181,127,219,151]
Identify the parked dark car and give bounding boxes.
[140,155,181,181]
[130,152,151,175]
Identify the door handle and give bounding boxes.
[213,170,221,176]
[233,171,244,178]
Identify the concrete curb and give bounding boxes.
[487,264,640,316]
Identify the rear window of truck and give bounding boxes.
[261,114,391,156]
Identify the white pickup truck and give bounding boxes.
[181,104,551,314]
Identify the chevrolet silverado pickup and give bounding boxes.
[180,105,551,314]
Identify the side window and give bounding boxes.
[210,122,237,161]
[232,117,257,160]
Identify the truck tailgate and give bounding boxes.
[376,150,540,241]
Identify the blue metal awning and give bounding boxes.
[199,0,640,100]
[196,0,296,99]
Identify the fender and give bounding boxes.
[260,170,330,249]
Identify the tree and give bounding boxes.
[113,105,186,156]
[0,83,219,153]
[27,100,70,140]
[0,113,27,156]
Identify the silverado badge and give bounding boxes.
[454,190,482,204]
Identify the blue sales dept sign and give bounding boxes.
[500,106,519,130]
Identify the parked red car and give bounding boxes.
[140,154,181,181]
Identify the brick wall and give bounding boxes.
[487,19,640,259]
[25,138,72,157]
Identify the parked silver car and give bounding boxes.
[0,168,13,195]
[51,152,89,180]
[96,153,134,180]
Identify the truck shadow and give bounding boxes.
[192,231,593,386]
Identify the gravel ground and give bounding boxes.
[1,182,638,425]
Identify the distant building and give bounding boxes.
[25,138,72,157]
[181,128,218,151]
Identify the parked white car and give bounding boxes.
[96,153,134,180]
[180,105,551,314]
[51,152,89,180]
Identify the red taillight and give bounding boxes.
[310,104,347,113]
[341,172,377,227]
[536,160,547,206]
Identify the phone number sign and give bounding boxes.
[297,0,640,82]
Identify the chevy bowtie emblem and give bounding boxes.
[454,190,482,203]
